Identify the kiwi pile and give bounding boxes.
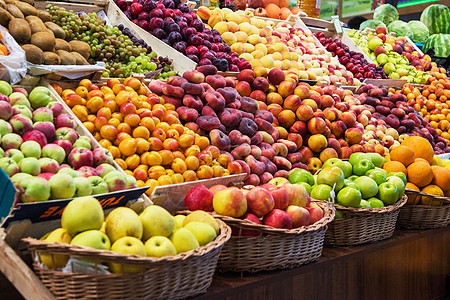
[0,0,91,65]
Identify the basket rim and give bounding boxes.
[333,194,408,214]
[22,218,231,266]
[404,188,450,204]
[202,200,335,235]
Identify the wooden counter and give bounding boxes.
[195,226,450,300]
[0,227,449,299]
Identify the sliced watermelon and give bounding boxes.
[420,4,450,35]
[423,34,450,57]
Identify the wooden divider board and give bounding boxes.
[35,0,196,75]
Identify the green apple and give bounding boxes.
[105,207,143,243]
[140,205,174,241]
[58,168,81,178]
[288,169,314,186]
[173,215,186,230]
[347,175,358,181]
[366,152,387,168]
[169,228,199,254]
[354,176,378,199]
[343,179,361,191]
[88,176,109,195]
[373,167,387,175]
[297,182,312,195]
[352,159,375,176]
[360,199,371,208]
[367,197,384,208]
[336,187,362,208]
[377,182,399,205]
[317,166,345,191]
[62,196,104,236]
[310,184,333,200]
[70,230,110,251]
[73,136,92,150]
[18,157,40,176]
[73,177,92,197]
[10,172,31,185]
[40,228,72,269]
[29,86,52,109]
[184,221,217,246]
[49,173,76,199]
[109,236,146,273]
[20,141,41,158]
[322,158,352,178]
[365,169,387,186]
[183,210,219,234]
[5,149,24,163]
[386,172,407,185]
[145,236,177,258]
[386,175,405,198]
[19,177,50,203]
[96,163,116,178]
[349,152,368,166]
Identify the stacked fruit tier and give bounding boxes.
[52,76,243,197]
[0,81,137,204]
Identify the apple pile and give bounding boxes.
[55,77,239,196]
[354,84,445,153]
[402,74,450,151]
[314,32,388,80]
[116,0,249,72]
[184,182,324,231]
[196,8,357,86]
[289,153,405,210]
[40,196,221,272]
[0,82,132,203]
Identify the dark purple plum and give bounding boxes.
[152,28,167,39]
[198,58,212,66]
[149,17,164,30]
[173,41,187,53]
[187,54,199,63]
[162,0,174,8]
[188,34,203,47]
[149,8,163,18]
[138,11,149,20]
[167,23,180,32]
[168,31,182,44]
[191,19,205,33]
[139,20,149,31]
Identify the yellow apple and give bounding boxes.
[109,236,146,273]
[139,205,174,241]
[169,228,199,254]
[62,196,104,237]
[40,228,72,268]
[145,236,177,258]
[183,210,219,234]
[184,222,217,246]
[105,207,143,243]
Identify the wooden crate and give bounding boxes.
[34,0,197,75]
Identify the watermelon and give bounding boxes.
[422,34,450,57]
[420,4,450,35]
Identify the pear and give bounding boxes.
[183,211,219,234]
[62,196,104,237]
[105,207,143,243]
[169,228,199,254]
[184,222,217,246]
[40,228,72,268]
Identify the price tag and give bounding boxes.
[331,16,343,34]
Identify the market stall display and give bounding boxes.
[0,0,449,298]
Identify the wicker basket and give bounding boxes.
[397,189,450,229]
[215,201,335,273]
[22,219,231,300]
[325,195,407,247]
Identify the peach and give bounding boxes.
[290,121,307,136]
[276,127,288,140]
[240,96,258,114]
[319,148,338,163]
[277,81,295,98]
[237,69,255,84]
[287,152,303,164]
[339,111,356,128]
[255,110,274,124]
[227,161,243,175]
[259,172,274,185]
[350,144,365,154]
[278,139,297,153]
[260,131,274,144]
[308,117,328,135]
[216,87,237,104]
[235,160,250,180]
[323,107,340,122]
[185,145,201,157]
[296,104,314,122]
[278,110,296,128]
[268,68,285,85]
[183,170,198,182]
[252,77,269,92]
[205,91,226,112]
[302,99,318,111]
[330,120,347,138]
[161,95,182,108]
[273,156,292,170]
[283,95,302,111]
[162,85,185,99]
[260,142,276,160]
[249,90,267,102]
[320,95,335,108]
[245,155,266,175]
[250,145,262,159]
[273,143,288,157]
[268,103,283,117]
[167,76,188,87]
[307,157,322,173]
[287,133,303,150]
[294,85,311,100]
[194,135,209,150]
[239,118,258,137]
[345,128,363,145]
[176,106,198,122]
[196,65,217,76]
[231,143,251,160]
[182,94,203,112]
[183,70,205,84]
[236,81,252,97]
[196,116,221,131]
[206,75,226,90]
[149,137,164,151]
[266,92,283,106]
[308,134,328,153]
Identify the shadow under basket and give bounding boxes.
[397,189,450,229]
[325,195,407,247]
[215,201,335,273]
[22,219,231,300]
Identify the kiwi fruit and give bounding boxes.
[45,22,65,39]
[57,50,76,65]
[43,51,60,65]
[0,7,12,27]
[68,40,90,60]
[37,10,51,22]
[30,31,55,51]
[21,44,43,64]
[6,4,23,18]
[26,15,47,34]
[9,18,31,44]
[14,1,36,16]
[54,38,71,52]
[0,0,6,9]
[71,52,89,65]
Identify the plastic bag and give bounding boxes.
[0,25,27,84]
[26,62,106,79]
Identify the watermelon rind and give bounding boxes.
[420,4,450,35]
[422,34,450,57]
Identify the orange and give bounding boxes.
[389,145,415,167]
[405,182,420,204]
[401,136,434,164]
[420,185,444,206]
[407,161,433,188]
[383,161,407,175]
[430,166,450,191]
[265,3,282,19]
[280,7,291,19]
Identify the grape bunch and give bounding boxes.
[46,5,176,78]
